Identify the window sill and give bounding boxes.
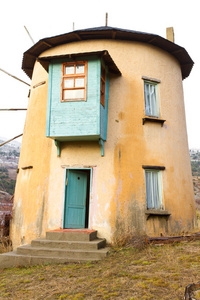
[145,209,171,220]
[142,117,166,126]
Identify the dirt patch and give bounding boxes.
[7,168,17,181]
[0,240,200,299]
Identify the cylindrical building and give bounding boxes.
[11,27,196,248]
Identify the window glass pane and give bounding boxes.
[64,79,74,88]
[152,172,159,208]
[145,171,153,209]
[144,82,159,117]
[144,83,151,116]
[65,65,74,75]
[150,85,157,116]
[145,170,162,209]
[76,65,85,74]
[75,78,84,87]
[64,89,84,100]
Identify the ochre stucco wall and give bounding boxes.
[10,39,196,249]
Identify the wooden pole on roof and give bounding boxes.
[0,68,30,86]
[105,12,108,26]
[24,26,35,45]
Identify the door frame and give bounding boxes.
[63,167,93,229]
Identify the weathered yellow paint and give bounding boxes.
[11,38,196,248]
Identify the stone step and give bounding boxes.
[0,230,109,268]
[0,250,108,269]
[16,245,109,260]
[46,229,97,241]
[31,238,106,250]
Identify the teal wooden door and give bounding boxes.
[64,170,88,228]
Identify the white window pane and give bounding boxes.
[75,78,84,87]
[150,85,157,116]
[76,65,85,74]
[64,89,84,100]
[144,83,151,115]
[152,172,159,208]
[65,65,74,74]
[64,79,74,88]
[145,170,162,209]
[145,171,153,209]
[144,82,159,117]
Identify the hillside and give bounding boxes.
[0,137,20,197]
[189,149,200,211]
[190,149,200,176]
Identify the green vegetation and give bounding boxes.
[0,167,15,195]
[0,149,20,157]
[0,240,200,299]
[191,161,200,176]
[9,150,20,157]
[190,150,200,176]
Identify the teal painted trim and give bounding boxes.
[99,62,109,142]
[50,135,100,142]
[63,167,93,229]
[54,140,61,157]
[88,167,92,229]
[62,169,68,228]
[104,67,109,141]
[96,59,101,136]
[46,63,53,136]
[99,138,104,157]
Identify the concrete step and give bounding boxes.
[31,238,106,250]
[0,230,109,268]
[0,250,109,269]
[16,245,109,260]
[46,229,97,241]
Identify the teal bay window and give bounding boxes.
[43,51,121,156]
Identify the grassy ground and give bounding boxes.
[0,240,200,299]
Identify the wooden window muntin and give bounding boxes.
[100,66,106,107]
[61,61,87,102]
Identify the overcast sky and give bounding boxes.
[0,0,199,148]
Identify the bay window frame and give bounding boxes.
[61,61,87,102]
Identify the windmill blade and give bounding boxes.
[0,108,27,111]
[0,134,23,148]
[0,68,30,86]
[24,26,35,45]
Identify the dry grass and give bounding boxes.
[0,240,200,299]
[0,237,12,254]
